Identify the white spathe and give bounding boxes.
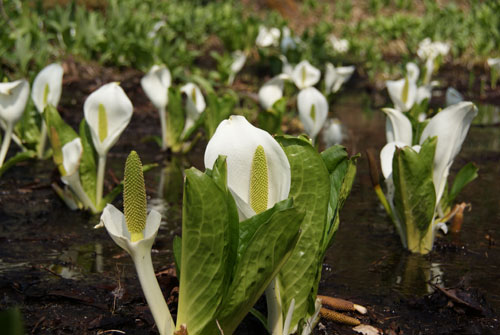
[487,58,500,70]
[256,26,281,47]
[445,87,464,107]
[84,82,133,157]
[324,63,355,93]
[419,101,478,204]
[322,118,344,148]
[204,115,291,220]
[0,79,30,125]
[406,62,420,83]
[141,65,171,110]
[230,50,247,74]
[380,141,421,180]
[297,87,328,140]
[62,137,83,176]
[382,108,412,145]
[258,74,289,110]
[101,204,175,335]
[292,60,321,90]
[32,63,64,113]
[417,38,450,61]
[386,78,417,112]
[329,35,349,53]
[180,82,205,132]
[279,55,294,77]
[281,26,299,53]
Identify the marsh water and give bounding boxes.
[1,82,499,333]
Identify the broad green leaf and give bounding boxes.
[173,235,182,281]
[275,135,331,330]
[0,307,24,335]
[217,205,303,335]
[176,167,235,335]
[258,97,286,135]
[166,87,185,151]
[448,162,478,204]
[14,102,41,150]
[392,137,437,254]
[203,92,237,139]
[0,150,36,178]
[79,120,97,206]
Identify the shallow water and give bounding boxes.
[0,90,499,332]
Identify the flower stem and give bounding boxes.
[0,123,13,167]
[266,278,283,335]
[37,120,47,159]
[96,155,106,209]
[64,173,98,213]
[132,251,175,335]
[159,106,168,151]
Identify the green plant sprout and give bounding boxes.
[372,102,478,254]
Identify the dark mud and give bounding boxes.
[1,60,499,334]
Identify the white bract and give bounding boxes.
[445,87,464,107]
[281,27,299,53]
[386,63,423,112]
[417,38,450,61]
[258,74,289,111]
[228,50,247,85]
[60,138,97,213]
[297,87,328,141]
[141,65,171,110]
[204,115,291,220]
[180,83,205,134]
[324,63,355,93]
[329,35,349,53]
[256,26,281,47]
[32,63,64,114]
[84,82,133,205]
[292,60,321,90]
[101,205,174,335]
[279,55,294,77]
[0,79,30,167]
[488,58,500,88]
[322,118,344,147]
[141,65,171,150]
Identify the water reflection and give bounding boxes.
[394,255,443,295]
[47,243,104,279]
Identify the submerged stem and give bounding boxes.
[132,251,175,335]
[96,155,106,209]
[0,123,13,167]
[37,120,47,159]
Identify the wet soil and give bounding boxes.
[1,59,499,334]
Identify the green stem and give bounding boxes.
[406,222,434,255]
[132,251,175,335]
[374,185,393,218]
[37,120,47,159]
[158,106,168,151]
[96,155,106,209]
[266,278,283,335]
[0,123,13,167]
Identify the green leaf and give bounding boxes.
[43,105,78,172]
[275,135,331,330]
[166,87,185,152]
[79,120,97,206]
[176,167,236,335]
[14,102,41,150]
[203,92,237,139]
[0,307,24,335]
[0,150,36,178]
[217,204,303,335]
[173,235,182,281]
[258,97,287,135]
[392,137,437,254]
[448,162,478,204]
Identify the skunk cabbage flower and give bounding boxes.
[329,35,349,53]
[141,65,171,110]
[419,101,478,205]
[386,77,417,112]
[297,87,328,141]
[258,74,288,111]
[281,27,299,53]
[445,87,464,107]
[488,58,500,88]
[228,51,247,85]
[292,60,321,90]
[0,79,30,167]
[322,118,344,147]
[84,82,133,157]
[256,26,281,47]
[101,151,175,335]
[141,65,171,150]
[487,58,500,70]
[60,138,97,213]
[204,115,291,220]
[417,38,450,61]
[32,63,64,114]
[382,108,412,145]
[84,82,133,206]
[325,63,355,93]
[180,83,205,133]
[405,62,420,83]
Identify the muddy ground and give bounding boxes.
[0,58,499,334]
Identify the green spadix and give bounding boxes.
[123,151,147,242]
